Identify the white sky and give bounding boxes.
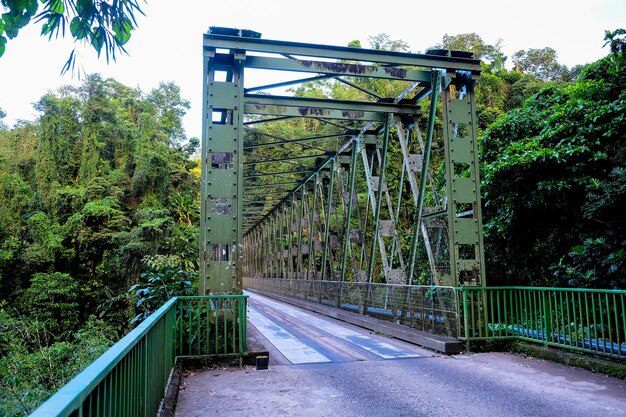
[0,0,624,138]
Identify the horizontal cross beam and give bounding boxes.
[244,94,421,118]
[242,55,432,82]
[203,33,481,73]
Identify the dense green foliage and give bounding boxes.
[0,313,116,415]
[481,29,626,288]
[0,75,199,415]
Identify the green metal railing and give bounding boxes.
[244,277,458,338]
[176,296,248,358]
[29,295,248,417]
[457,287,626,359]
[246,277,625,359]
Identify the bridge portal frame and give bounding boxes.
[201,28,485,294]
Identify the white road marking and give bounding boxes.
[249,292,420,360]
[248,305,331,364]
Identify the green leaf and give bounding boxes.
[41,20,53,37]
[69,16,80,36]
[26,0,39,16]
[0,36,5,57]
[90,26,105,55]
[69,16,89,40]
[3,17,19,39]
[113,20,131,45]
[76,0,95,16]
[49,0,65,15]
[14,12,30,29]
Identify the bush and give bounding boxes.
[21,273,81,338]
[0,313,115,416]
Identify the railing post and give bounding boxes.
[543,289,553,344]
[462,288,470,352]
[242,296,248,352]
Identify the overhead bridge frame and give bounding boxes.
[200,29,486,294]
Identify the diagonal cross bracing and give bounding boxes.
[201,28,485,295]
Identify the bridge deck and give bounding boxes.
[247,291,430,364]
[175,295,626,417]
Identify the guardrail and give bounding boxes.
[244,277,458,338]
[176,296,248,358]
[457,287,626,359]
[29,295,248,417]
[245,278,626,360]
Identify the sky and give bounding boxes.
[0,0,625,139]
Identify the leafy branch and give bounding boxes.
[0,0,144,75]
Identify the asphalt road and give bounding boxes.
[175,293,626,417]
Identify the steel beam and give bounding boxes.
[245,94,421,117]
[200,47,245,295]
[244,169,313,178]
[241,55,434,82]
[203,33,481,73]
[244,153,330,165]
[244,132,351,149]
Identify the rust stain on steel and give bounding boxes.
[298,107,328,117]
[383,67,408,78]
[341,110,365,119]
[253,104,288,114]
[300,60,370,75]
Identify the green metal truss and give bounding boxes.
[201,27,485,294]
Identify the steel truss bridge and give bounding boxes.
[201,27,485,294]
[29,28,626,417]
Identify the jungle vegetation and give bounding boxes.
[0,75,199,415]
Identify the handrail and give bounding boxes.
[245,277,625,359]
[29,297,178,417]
[456,286,626,359]
[244,277,459,338]
[457,286,626,294]
[29,295,249,417]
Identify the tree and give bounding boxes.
[0,108,6,130]
[512,47,569,81]
[0,0,144,74]
[603,28,626,54]
[21,272,81,337]
[0,71,200,415]
[368,33,409,52]
[481,30,626,288]
[434,33,507,70]
[0,313,115,416]
[147,82,191,148]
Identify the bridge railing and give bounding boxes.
[457,287,626,359]
[244,277,459,338]
[29,295,248,417]
[246,278,625,359]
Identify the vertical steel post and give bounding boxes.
[297,187,306,278]
[389,126,410,269]
[201,46,245,294]
[407,70,442,284]
[321,161,335,280]
[367,116,391,283]
[308,173,319,280]
[440,71,486,286]
[340,143,359,282]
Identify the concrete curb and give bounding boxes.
[157,361,183,417]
